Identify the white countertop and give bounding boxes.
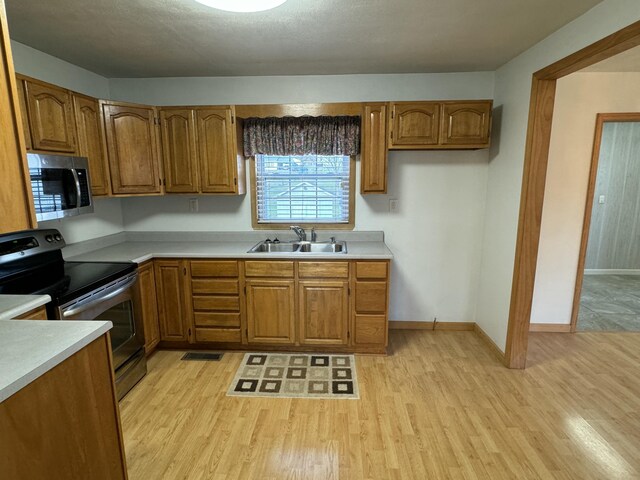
[0,294,51,320]
[67,240,393,263]
[0,319,112,403]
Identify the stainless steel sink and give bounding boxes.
[247,240,348,254]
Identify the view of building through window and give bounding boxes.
[255,154,351,223]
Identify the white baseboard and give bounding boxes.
[584,269,640,275]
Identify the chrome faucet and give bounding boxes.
[310,228,317,242]
[290,225,306,241]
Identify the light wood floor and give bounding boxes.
[119,331,640,479]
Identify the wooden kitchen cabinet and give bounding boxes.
[14,306,48,320]
[440,101,492,147]
[196,106,245,194]
[360,102,388,194]
[22,76,77,153]
[389,101,440,148]
[388,100,492,149]
[0,334,128,480]
[299,280,349,346]
[14,77,31,150]
[154,260,190,343]
[134,261,160,355]
[159,108,199,193]
[352,261,389,348]
[189,260,242,343]
[73,93,110,196]
[102,101,163,195]
[246,279,296,345]
[0,11,35,233]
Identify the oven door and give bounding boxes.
[56,274,142,369]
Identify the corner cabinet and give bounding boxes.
[102,101,163,195]
[388,100,492,150]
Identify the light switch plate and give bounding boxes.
[598,195,605,204]
[189,198,199,212]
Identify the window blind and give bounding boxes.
[255,154,351,223]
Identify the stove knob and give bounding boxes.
[54,234,62,241]
[45,235,53,243]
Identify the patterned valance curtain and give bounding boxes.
[243,115,361,157]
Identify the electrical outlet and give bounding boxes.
[189,198,199,213]
[598,195,606,204]
[389,198,399,212]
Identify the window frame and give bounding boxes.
[249,154,356,230]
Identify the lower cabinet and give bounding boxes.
[299,280,349,346]
[134,261,160,355]
[245,279,296,345]
[146,258,390,353]
[154,260,190,343]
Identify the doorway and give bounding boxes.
[572,114,640,332]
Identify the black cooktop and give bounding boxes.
[0,260,136,305]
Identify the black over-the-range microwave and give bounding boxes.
[27,153,93,221]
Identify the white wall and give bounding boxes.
[10,40,125,243]
[531,72,640,326]
[116,72,493,324]
[475,0,640,350]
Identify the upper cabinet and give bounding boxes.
[388,100,492,150]
[360,103,388,194]
[21,77,77,153]
[440,101,492,147]
[389,101,440,147]
[102,101,163,195]
[0,9,36,233]
[159,108,199,193]
[73,94,110,196]
[157,106,245,195]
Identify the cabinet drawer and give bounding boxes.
[194,312,241,328]
[190,260,239,277]
[193,295,240,311]
[245,261,294,278]
[195,328,241,343]
[353,315,387,346]
[355,281,388,313]
[356,262,388,279]
[192,279,239,295]
[298,262,349,278]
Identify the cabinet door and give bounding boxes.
[440,101,492,147]
[389,102,440,148]
[134,261,160,354]
[196,107,238,193]
[246,279,295,344]
[299,280,349,346]
[24,80,77,153]
[15,77,31,150]
[154,260,189,342]
[160,108,199,193]
[73,94,110,196]
[360,103,388,194]
[102,102,162,194]
[0,32,35,233]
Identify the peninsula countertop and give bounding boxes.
[65,231,394,264]
[0,319,112,402]
[0,294,51,321]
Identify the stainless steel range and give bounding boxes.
[0,229,146,400]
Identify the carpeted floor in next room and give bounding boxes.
[118,329,640,479]
[578,274,640,331]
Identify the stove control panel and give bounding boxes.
[0,229,66,265]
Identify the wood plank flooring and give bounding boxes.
[119,331,640,479]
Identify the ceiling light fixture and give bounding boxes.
[194,0,287,12]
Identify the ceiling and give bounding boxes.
[5,0,603,78]
[582,46,640,72]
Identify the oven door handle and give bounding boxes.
[62,274,138,318]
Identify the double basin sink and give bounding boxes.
[248,240,347,254]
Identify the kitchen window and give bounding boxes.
[244,115,360,229]
[252,154,354,227]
